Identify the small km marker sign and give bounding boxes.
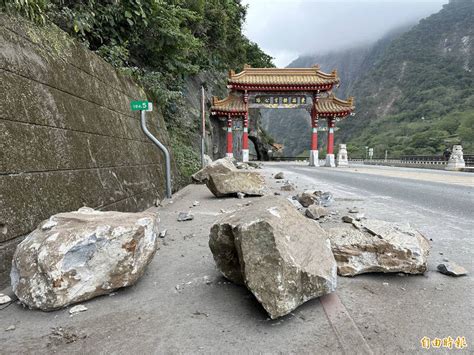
[131,100,153,111]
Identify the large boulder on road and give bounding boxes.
[11,208,159,311]
[206,171,266,197]
[192,157,236,183]
[209,197,337,319]
[324,218,430,276]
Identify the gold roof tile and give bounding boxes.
[211,94,246,114]
[228,64,339,87]
[316,95,355,116]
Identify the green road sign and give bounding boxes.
[131,100,153,111]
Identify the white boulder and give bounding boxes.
[324,218,430,276]
[11,208,159,311]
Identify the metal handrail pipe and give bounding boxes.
[140,110,172,199]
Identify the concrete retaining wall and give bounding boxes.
[0,15,174,288]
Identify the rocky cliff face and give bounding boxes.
[173,72,275,176]
[166,71,228,187]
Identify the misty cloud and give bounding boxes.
[243,0,448,67]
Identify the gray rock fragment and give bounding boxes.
[247,162,262,169]
[342,215,355,223]
[177,212,194,222]
[274,172,285,179]
[287,197,304,210]
[320,192,334,207]
[184,234,196,240]
[437,262,468,277]
[0,293,12,305]
[305,205,329,220]
[236,162,251,170]
[69,305,88,315]
[280,183,295,191]
[297,190,321,207]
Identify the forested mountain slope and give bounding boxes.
[341,0,473,157]
[288,45,372,98]
[287,25,411,98]
[263,0,473,158]
[261,28,406,157]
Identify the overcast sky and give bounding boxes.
[242,0,448,67]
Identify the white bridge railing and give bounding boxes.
[269,154,472,171]
[354,159,448,170]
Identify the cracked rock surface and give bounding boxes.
[324,218,430,276]
[209,196,337,319]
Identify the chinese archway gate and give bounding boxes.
[210,64,355,167]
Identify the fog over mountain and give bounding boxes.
[259,0,474,158]
[243,0,448,67]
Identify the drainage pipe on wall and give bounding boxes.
[140,110,172,198]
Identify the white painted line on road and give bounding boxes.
[320,293,373,354]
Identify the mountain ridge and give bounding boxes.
[263,0,473,158]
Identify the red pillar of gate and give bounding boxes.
[226,114,233,158]
[327,117,335,154]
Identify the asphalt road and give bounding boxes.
[265,163,474,260]
[264,162,474,353]
[1,163,472,354]
[267,163,473,221]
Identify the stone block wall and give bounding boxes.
[0,15,174,288]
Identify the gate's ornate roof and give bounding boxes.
[211,94,246,115]
[316,95,355,117]
[228,64,339,90]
